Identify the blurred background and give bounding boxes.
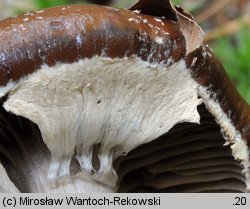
[0,0,249,103]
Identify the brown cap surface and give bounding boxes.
[0,3,187,87]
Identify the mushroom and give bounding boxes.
[0,0,249,193]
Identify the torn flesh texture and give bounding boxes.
[1,56,201,192]
[198,86,250,191]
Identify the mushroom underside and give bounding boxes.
[0,101,246,193]
[0,56,248,193]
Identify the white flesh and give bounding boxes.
[2,56,201,192]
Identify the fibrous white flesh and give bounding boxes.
[2,56,201,192]
[0,163,19,192]
[0,82,15,98]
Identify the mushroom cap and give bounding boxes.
[0,0,249,144]
[0,0,202,87]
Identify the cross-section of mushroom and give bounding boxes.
[0,0,249,193]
